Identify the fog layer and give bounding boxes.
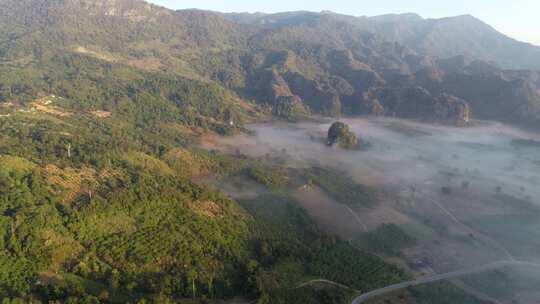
[209,118,540,281]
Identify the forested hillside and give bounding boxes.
[0,88,410,303]
[1,0,540,128]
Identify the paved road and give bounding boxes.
[296,279,359,292]
[351,260,540,304]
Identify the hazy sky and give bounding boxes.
[147,0,540,46]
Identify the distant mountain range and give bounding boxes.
[366,13,540,70]
[1,0,539,128]
[225,11,540,70]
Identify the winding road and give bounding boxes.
[351,260,540,304]
[296,279,359,292]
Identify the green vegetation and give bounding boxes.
[305,167,377,208]
[239,193,407,303]
[367,281,491,304]
[327,122,359,149]
[462,267,540,303]
[0,150,254,301]
[0,104,402,303]
[164,148,288,189]
[272,96,311,122]
[0,99,281,302]
[462,269,517,302]
[0,255,36,298]
[511,138,540,148]
[310,243,408,292]
[269,285,355,304]
[243,166,288,190]
[467,213,540,259]
[353,224,417,256]
[408,282,492,304]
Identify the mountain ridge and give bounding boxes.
[224,10,540,70]
[0,0,539,129]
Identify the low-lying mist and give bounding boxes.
[205,117,540,302]
[214,117,540,200]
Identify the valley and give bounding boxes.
[1,0,540,303]
[206,117,540,303]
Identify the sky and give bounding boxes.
[147,0,540,46]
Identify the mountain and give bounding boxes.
[366,13,540,70]
[221,10,540,127]
[225,12,540,126]
[228,11,540,70]
[2,0,540,302]
[1,0,540,128]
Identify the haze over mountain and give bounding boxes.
[226,11,540,70]
[364,13,540,70]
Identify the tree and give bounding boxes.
[187,269,198,299]
[441,186,452,195]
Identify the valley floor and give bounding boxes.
[208,117,540,304]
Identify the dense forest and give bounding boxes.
[0,97,407,303]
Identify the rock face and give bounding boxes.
[361,87,471,126]
[327,122,359,150]
[434,94,471,126]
